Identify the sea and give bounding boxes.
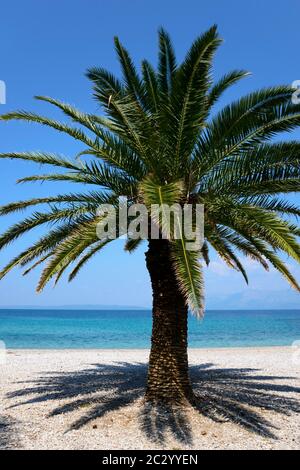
[0,309,300,349]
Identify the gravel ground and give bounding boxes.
[0,347,299,450]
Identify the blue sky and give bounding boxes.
[0,0,299,308]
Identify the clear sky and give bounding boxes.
[0,0,299,308]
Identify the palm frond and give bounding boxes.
[170,25,221,170]
[37,217,102,291]
[207,70,250,109]
[124,238,143,253]
[171,239,204,317]
[139,175,184,238]
[141,60,160,113]
[0,151,82,170]
[0,110,97,148]
[114,36,144,104]
[201,240,210,266]
[69,239,111,281]
[0,218,90,279]
[208,229,249,283]
[237,235,300,291]
[158,27,177,96]
[195,86,300,176]
[34,95,113,134]
[0,191,113,215]
[0,209,93,250]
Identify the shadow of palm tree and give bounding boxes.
[6,362,300,445]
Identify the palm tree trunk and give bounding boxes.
[145,238,194,402]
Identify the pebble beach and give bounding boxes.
[0,347,299,450]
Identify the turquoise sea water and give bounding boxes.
[0,309,300,349]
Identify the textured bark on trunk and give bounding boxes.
[145,238,194,403]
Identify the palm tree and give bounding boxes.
[0,26,300,403]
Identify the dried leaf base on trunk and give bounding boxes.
[145,239,195,403]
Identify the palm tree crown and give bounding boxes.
[0,26,300,317]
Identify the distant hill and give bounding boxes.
[206,289,300,310]
[0,289,299,310]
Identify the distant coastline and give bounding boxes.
[0,305,149,310]
[0,306,299,311]
[0,287,299,310]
